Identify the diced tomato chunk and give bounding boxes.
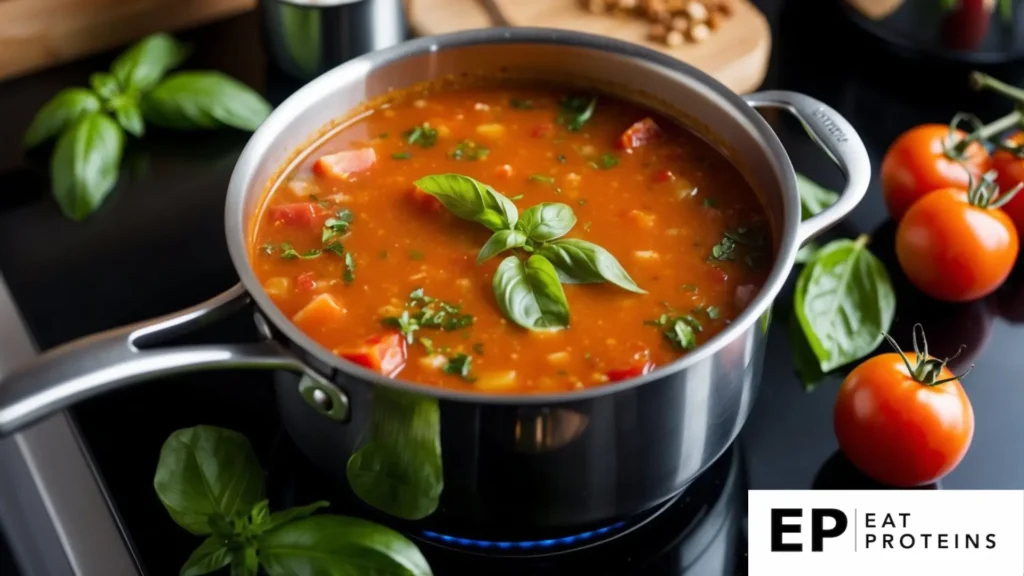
[619,118,661,149]
[408,186,443,212]
[269,202,330,227]
[710,266,729,284]
[297,272,317,292]
[735,284,759,308]
[313,148,377,179]
[530,122,554,139]
[606,361,655,383]
[652,169,675,183]
[336,332,407,377]
[292,294,347,333]
[626,209,656,229]
[495,164,514,178]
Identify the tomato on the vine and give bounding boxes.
[880,123,991,221]
[896,173,1019,302]
[992,131,1024,230]
[834,326,974,487]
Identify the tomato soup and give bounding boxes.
[251,83,771,393]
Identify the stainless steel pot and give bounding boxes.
[0,28,869,533]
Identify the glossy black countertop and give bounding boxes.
[2,6,1024,573]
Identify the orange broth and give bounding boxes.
[251,84,771,393]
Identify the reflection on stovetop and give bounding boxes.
[267,431,747,575]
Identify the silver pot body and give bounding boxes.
[0,29,869,534]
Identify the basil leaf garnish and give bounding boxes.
[516,202,576,242]
[51,112,124,221]
[179,535,233,576]
[797,173,838,219]
[258,516,433,576]
[264,501,330,532]
[414,174,518,232]
[22,88,102,149]
[493,255,570,330]
[794,235,895,372]
[111,33,190,93]
[89,72,120,101]
[477,229,528,264]
[537,238,646,294]
[142,71,272,131]
[153,425,264,535]
[113,100,145,137]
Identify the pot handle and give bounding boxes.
[743,90,871,244]
[0,284,307,437]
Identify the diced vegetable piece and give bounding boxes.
[619,118,661,149]
[292,294,347,333]
[735,284,759,308]
[313,148,377,179]
[263,277,291,297]
[476,123,506,139]
[626,209,656,229]
[606,361,654,383]
[652,169,675,183]
[475,370,518,391]
[408,186,443,212]
[530,123,554,138]
[634,250,661,261]
[419,354,448,370]
[547,351,570,366]
[336,332,407,377]
[268,202,330,227]
[495,164,514,178]
[296,271,317,292]
[286,179,315,198]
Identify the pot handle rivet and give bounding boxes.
[298,374,350,422]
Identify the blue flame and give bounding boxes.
[421,521,627,550]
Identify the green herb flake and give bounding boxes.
[420,337,435,354]
[403,123,438,148]
[510,98,533,110]
[449,140,490,161]
[556,154,567,164]
[322,208,355,244]
[409,249,425,261]
[279,243,322,260]
[472,342,485,354]
[261,242,274,255]
[310,194,333,208]
[529,174,555,184]
[706,306,720,320]
[391,152,412,160]
[382,288,475,345]
[444,353,475,381]
[510,194,525,201]
[324,242,344,257]
[710,236,736,261]
[598,153,619,170]
[343,253,356,284]
[557,95,597,132]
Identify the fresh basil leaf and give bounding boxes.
[259,515,433,576]
[22,88,102,148]
[153,425,264,536]
[141,71,272,132]
[250,499,271,527]
[89,72,120,102]
[265,501,330,531]
[231,546,258,576]
[477,229,528,263]
[347,390,442,521]
[493,255,570,330]
[516,202,576,242]
[787,307,824,391]
[413,174,518,232]
[537,238,646,294]
[111,33,190,93]
[796,173,839,220]
[794,236,895,372]
[795,242,819,264]
[113,100,145,137]
[50,113,124,221]
[179,535,232,576]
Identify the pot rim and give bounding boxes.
[225,26,802,404]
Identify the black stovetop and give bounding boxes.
[6,1,1024,574]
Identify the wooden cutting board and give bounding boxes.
[407,0,771,94]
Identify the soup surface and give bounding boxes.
[251,83,771,393]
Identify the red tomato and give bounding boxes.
[408,186,443,212]
[606,361,654,382]
[941,0,992,51]
[313,148,377,179]
[880,124,991,221]
[269,203,330,227]
[296,272,317,292]
[338,332,407,377]
[834,328,974,487]
[991,132,1024,230]
[896,185,1018,301]
[530,123,554,139]
[652,169,675,183]
[619,118,661,149]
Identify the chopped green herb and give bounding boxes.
[680,284,699,293]
[444,353,475,381]
[472,342,485,354]
[702,198,717,208]
[510,98,533,110]
[420,337,435,354]
[409,249,425,261]
[558,95,597,131]
[706,306,720,320]
[710,236,736,261]
[382,288,475,345]
[322,208,354,244]
[724,227,767,246]
[449,140,490,161]
[279,243,322,260]
[324,242,344,257]
[529,174,555,184]
[583,221,592,232]
[403,123,438,148]
[391,152,412,160]
[261,242,274,255]
[309,194,333,208]
[598,153,619,170]
[556,154,567,164]
[510,194,525,201]
[645,307,703,350]
[343,253,356,284]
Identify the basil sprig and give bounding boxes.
[154,425,433,576]
[414,174,644,331]
[23,33,272,221]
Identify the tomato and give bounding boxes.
[991,132,1024,229]
[269,202,330,227]
[338,332,407,377]
[941,0,992,51]
[606,361,654,382]
[313,148,377,179]
[619,118,661,149]
[880,124,991,221]
[896,183,1018,302]
[834,327,974,487]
